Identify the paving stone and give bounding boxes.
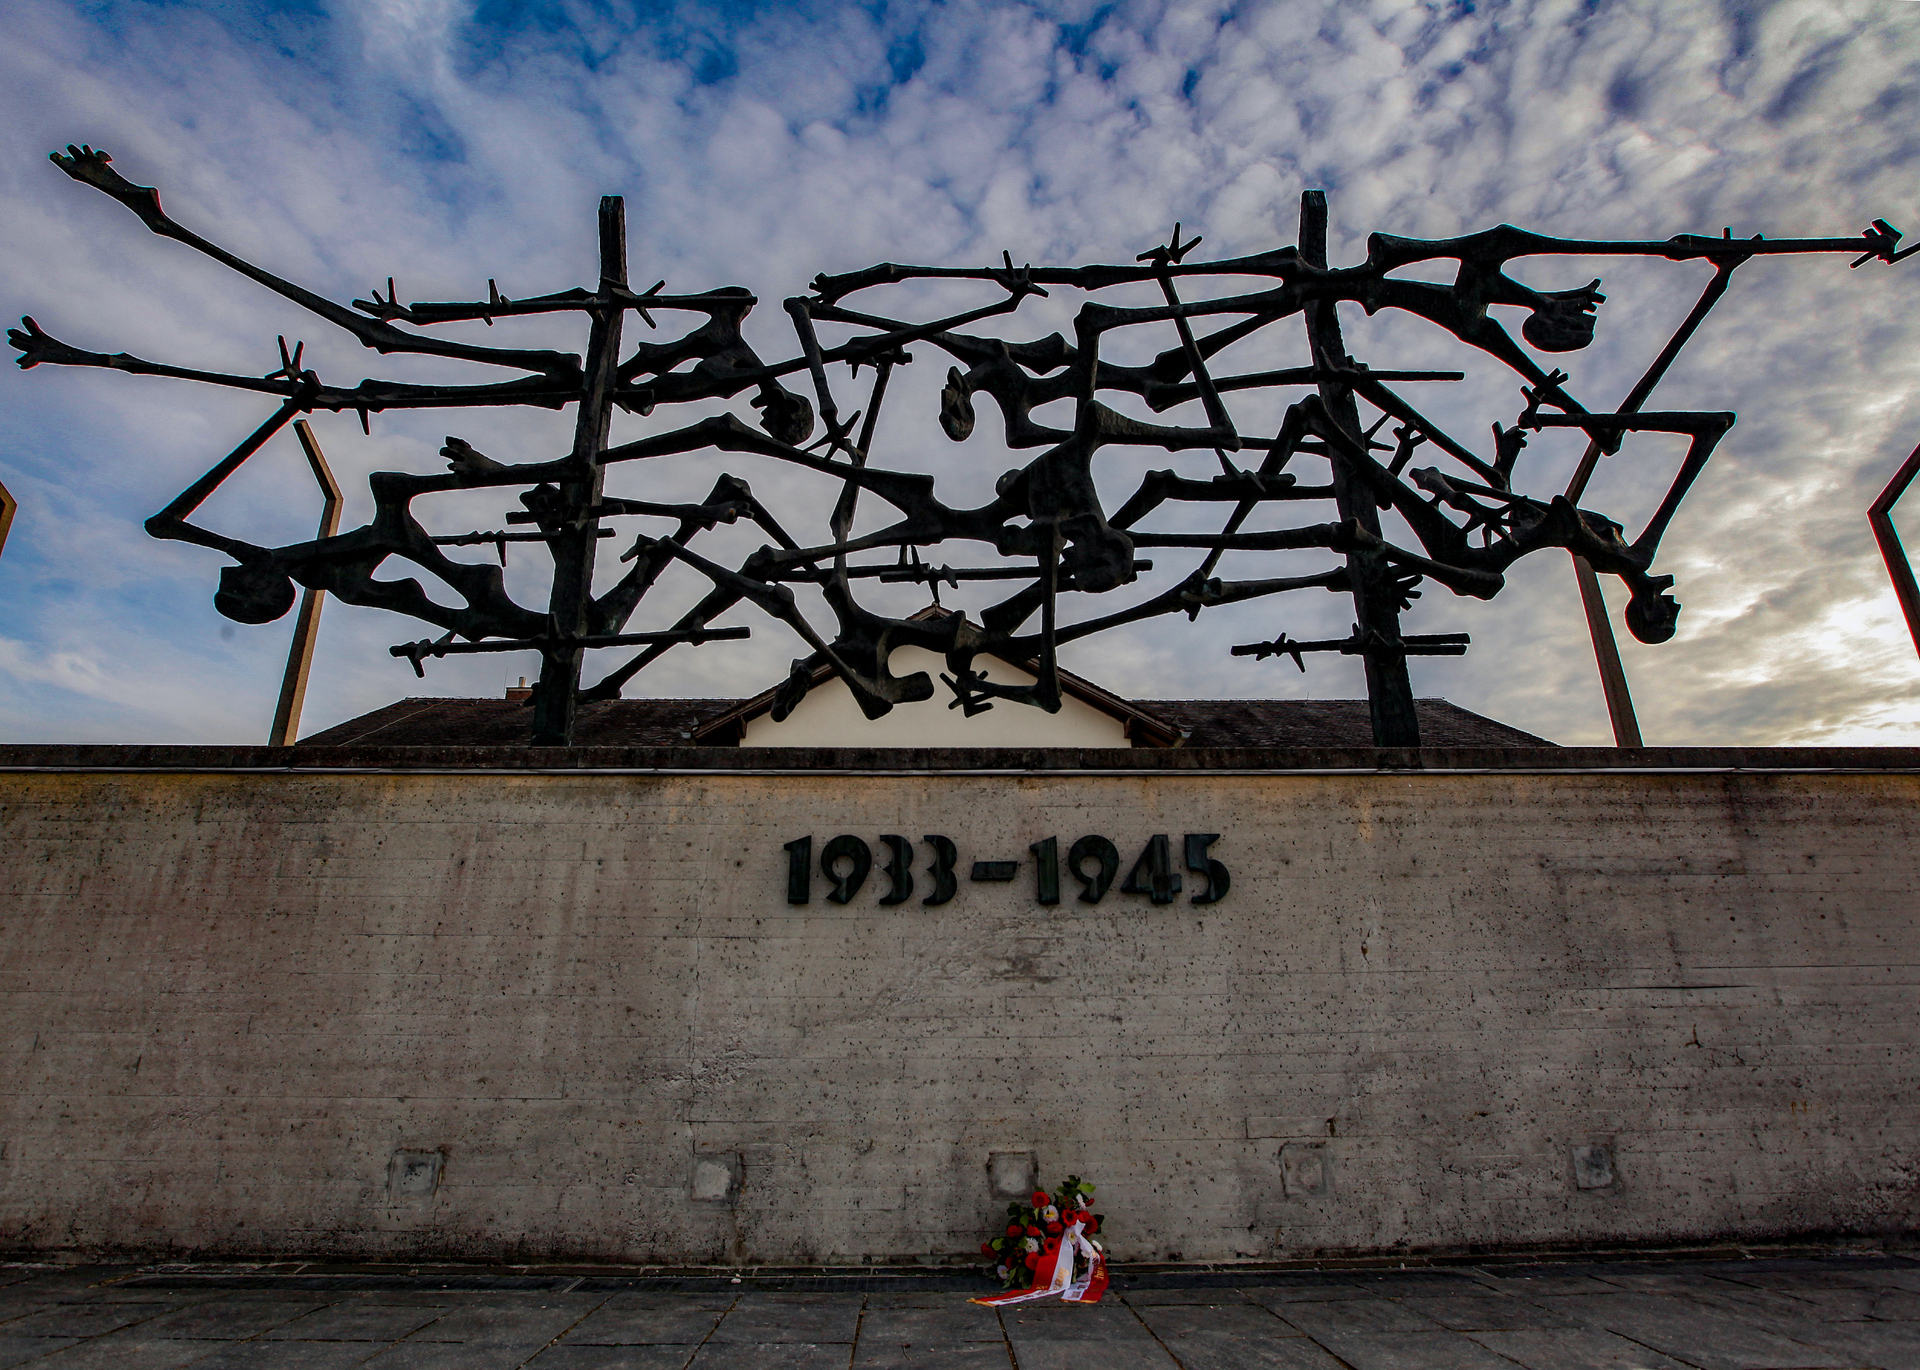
[1135,1305,1338,1370]
[1133,1328,1345,1370]
[262,1303,448,1342]
[850,1341,1013,1369]
[0,1295,62,1326]
[130,1297,330,1339]
[413,1293,604,1312]
[1305,1330,1530,1370]
[1720,1251,1896,1289]
[596,1293,737,1313]
[995,1341,1175,1370]
[52,1291,197,1306]
[317,1293,467,1309]
[406,1302,590,1346]
[183,1343,383,1370]
[1728,1266,1920,1312]
[1856,1270,1920,1294]
[0,1336,79,1367]
[528,1349,697,1370]
[708,1298,859,1344]
[1763,1318,1920,1370]
[1344,1272,1500,1296]
[1394,1295,1582,1331]
[1584,1267,1760,1295]
[0,1257,1904,1370]
[1770,1286,1920,1321]
[1534,1291,1853,1370]
[562,1308,722,1345]
[0,1305,173,1339]
[1467,1327,1697,1370]
[856,1307,1004,1344]
[1669,1285,1876,1339]
[1239,1282,1378,1306]
[1001,1305,1172,1369]
[1276,1297,1444,1336]
[687,1344,860,1370]
[359,1343,534,1370]
[999,1303,1152,1340]
[1476,1273,1624,1298]
[1119,1288,1254,1305]
[859,1292,972,1310]
[23,1336,230,1368]
[1135,1305,1304,1339]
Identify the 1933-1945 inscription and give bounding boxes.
[782,834,1229,907]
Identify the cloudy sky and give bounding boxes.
[1,0,1917,747]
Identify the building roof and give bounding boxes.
[300,695,1552,748]
[1141,699,1552,748]
[689,655,1187,747]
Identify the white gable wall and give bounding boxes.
[739,646,1130,747]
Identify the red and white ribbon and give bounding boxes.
[969,1215,1109,1307]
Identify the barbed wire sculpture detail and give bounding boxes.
[13,146,1913,745]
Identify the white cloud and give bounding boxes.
[1,0,1918,746]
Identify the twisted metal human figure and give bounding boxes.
[14,146,1914,745]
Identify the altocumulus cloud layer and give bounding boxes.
[0,0,1917,745]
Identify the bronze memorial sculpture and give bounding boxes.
[13,145,1913,745]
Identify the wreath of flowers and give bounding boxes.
[978,1175,1103,1289]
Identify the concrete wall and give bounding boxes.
[1,759,1916,1264]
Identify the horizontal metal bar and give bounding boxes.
[505,500,744,526]
[389,626,751,661]
[430,529,615,545]
[1232,632,1470,659]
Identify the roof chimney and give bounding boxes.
[505,676,533,703]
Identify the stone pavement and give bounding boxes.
[0,1253,1915,1369]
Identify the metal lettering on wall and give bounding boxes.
[783,834,1228,906]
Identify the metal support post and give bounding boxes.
[1869,440,1920,658]
[268,420,343,747]
[530,195,627,746]
[1299,191,1421,747]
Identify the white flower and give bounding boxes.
[1042,1205,1059,1222]
[1024,1237,1039,1253]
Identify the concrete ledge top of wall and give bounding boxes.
[2,742,1919,774]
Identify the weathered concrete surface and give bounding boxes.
[0,761,1915,1263]
[5,1254,1919,1369]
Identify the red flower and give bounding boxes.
[1045,1220,1062,1235]
[1026,1224,1042,1237]
[1006,1224,1021,1237]
[1031,1191,1049,1206]
[1044,1236,1060,1252]
[1024,1252,1039,1268]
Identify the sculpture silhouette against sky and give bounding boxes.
[13,145,1913,745]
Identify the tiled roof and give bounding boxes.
[301,696,1552,748]
[299,697,740,747]
[1137,699,1553,748]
